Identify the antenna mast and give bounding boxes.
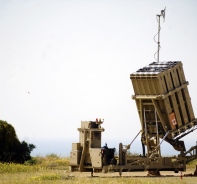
[155,7,166,62]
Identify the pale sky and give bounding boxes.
[0,0,197,156]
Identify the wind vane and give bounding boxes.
[154,7,166,62]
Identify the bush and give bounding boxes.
[0,120,35,164]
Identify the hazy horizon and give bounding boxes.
[30,131,197,157]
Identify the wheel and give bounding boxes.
[174,169,179,173]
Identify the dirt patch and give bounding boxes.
[69,169,196,178]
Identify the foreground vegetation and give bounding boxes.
[0,154,197,184]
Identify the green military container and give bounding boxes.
[130,61,197,145]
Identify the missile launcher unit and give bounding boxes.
[69,61,197,175]
[130,61,197,154]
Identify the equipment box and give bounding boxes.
[70,150,81,165]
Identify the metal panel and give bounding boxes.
[183,88,195,121]
[177,90,189,124]
[89,148,102,168]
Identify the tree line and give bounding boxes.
[0,120,35,164]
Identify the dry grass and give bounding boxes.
[1,172,197,184]
[0,154,197,184]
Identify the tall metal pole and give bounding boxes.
[144,108,149,157]
[154,7,166,62]
[157,15,161,62]
[155,108,161,156]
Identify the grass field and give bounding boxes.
[0,154,197,184]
